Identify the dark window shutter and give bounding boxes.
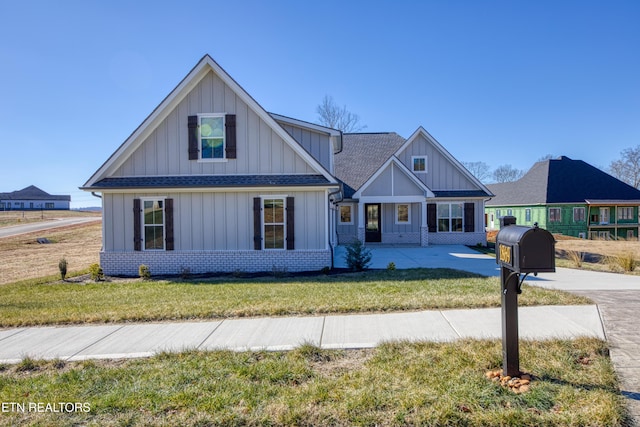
[253,197,262,250]
[133,198,142,251]
[427,203,437,232]
[165,198,174,250]
[225,114,236,159]
[464,202,475,232]
[188,115,199,160]
[286,197,295,250]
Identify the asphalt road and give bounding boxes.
[0,217,101,238]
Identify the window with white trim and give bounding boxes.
[395,204,410,224]
[618,207,633,220]
[573,207,585,222]
[143,199,165,250]
[339,205,353,225]
[525,208,531,222]
[549,207,561,223]
[263,198,286,249]
[437,203,463,232]
[412,156,427,173]
[199,114,226,160]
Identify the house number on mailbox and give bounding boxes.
[498,244,512,266]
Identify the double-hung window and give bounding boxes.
[143,199,165,250]
[618,207,633,221]
[437,203,463,232]
[199,114,226,160]
[573,207,585,222]
[263,198,286,249]
[549,208,561,223]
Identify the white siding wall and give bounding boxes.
[398,134,476,191]
[113,71,314,177]
[279,124,333,173]
[103,190,327,252]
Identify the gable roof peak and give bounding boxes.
[83,54,337,188]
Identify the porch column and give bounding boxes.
[357,202,366,244]
[420,200,428,247]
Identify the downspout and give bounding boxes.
[91,192,102,199]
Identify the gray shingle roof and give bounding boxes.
[83,175,333,190]
[486,156,640,206]
[0,185,70,201]
[334,133,406,198]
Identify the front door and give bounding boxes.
[365,203,381,242]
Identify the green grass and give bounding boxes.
[0,269,590,327]
[0,338,627,426]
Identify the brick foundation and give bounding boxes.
[100,249,333,276]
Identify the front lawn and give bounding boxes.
[0,269,590,327]
[0,338,627,426]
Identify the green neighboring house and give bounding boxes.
[486,156,640,240]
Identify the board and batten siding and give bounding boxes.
[113,70,314,177]
[102,190,327,252]
[397,134,477,191]
[279,123,333,173]
[361,162,426,197]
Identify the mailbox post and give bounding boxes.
[496,222,555,377]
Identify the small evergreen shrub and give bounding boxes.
[344,239,372,271]
[139,264,151,280]
[89,263,104,282]
[387,261,396,271]
[58,258,68,280]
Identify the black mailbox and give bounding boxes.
[496,225,555,273]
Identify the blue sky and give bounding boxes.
[1,0,639,208]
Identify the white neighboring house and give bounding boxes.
[81,54,492,276]
[0,185,70,210]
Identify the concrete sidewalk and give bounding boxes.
[0,305,604,364]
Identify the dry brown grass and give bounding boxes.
[556,238,640,260]
[555,237,640,274]
[0,221,102,284]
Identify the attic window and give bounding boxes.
[412,156,427,173]
[200,114,225,160]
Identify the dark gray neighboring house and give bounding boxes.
[0,185,71,211]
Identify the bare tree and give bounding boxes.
[608,145,640,189]
[537,154,555,162]
[316,95,366,133]
[492,164,524,183]
[462,161,492,182]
